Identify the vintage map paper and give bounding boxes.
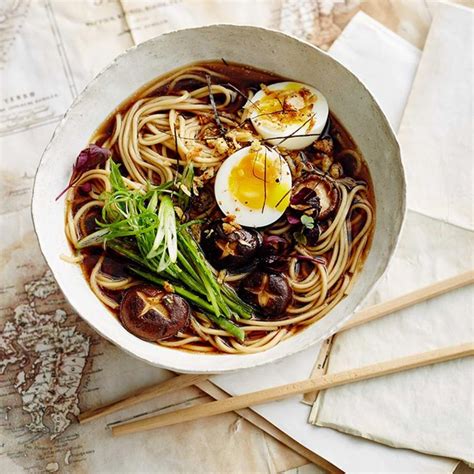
[0,0,133,214]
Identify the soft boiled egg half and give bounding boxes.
[214,145,292,227]
[245,81,329,150]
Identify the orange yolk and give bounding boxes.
[228,151,291,211]
[255,82,316,127]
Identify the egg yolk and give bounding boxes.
[228,151,291,211]
[254,83,316,128]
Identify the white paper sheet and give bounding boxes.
[398,2,474,230]
[309,3,474,465]
[312,211,474,463]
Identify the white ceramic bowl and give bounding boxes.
[32,25,405,374]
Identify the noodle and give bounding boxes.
[64,62,375,354]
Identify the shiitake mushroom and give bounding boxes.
[119,284,190,341]
[188,184,215,219]
[290,174,339,221]
[78,206,102,238]
[200,220,262,271]
[239,271,292,318]
[260,235,290,256]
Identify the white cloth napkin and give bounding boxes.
[213,10,459,473]
[310,3,474,465]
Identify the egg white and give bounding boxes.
[245,81,329,151]
[214,146,292,228]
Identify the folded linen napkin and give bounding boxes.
[311,3,474,464]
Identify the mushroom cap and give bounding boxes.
[290,173,339,220]
[200,220,262,271]
[120,284,190,341]
[239,271,293,318]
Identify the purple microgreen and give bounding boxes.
[302,225,321,246]
[259,255,289,273]
[78,182,93,194]
[261,234,289,257]
[55,144,111,200]
[263,235,287,246]
[290,186,321,216]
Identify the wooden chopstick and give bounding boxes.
[340,270,474,332]
[302,269,474,404]
[111,342,474,436]
[79,270,474,423]
[196,380,343,474]
[79,373,208,424]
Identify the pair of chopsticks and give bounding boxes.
[79,270,474,437]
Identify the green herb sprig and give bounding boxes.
[77,160,252,341]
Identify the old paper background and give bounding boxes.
[0,1,471,472]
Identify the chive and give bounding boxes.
[205,313,245,342]
[82,169,252,336]
[178,231,232,318]
[177,161,194,211]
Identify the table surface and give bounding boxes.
[1,1,472,473]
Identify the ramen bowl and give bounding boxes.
[32,25,405,373]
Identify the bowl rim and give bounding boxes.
[31,23,406,374]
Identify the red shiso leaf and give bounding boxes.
[55,144,111,200]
